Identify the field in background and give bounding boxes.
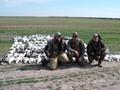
[0,17,120,56]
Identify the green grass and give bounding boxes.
[0,40,12,56]
[0,17,120,55]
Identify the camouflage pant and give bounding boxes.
[67,51,84,63]
[47,53,69,70]
[88,52,106,65]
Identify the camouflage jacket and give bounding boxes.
[44,38,66,58]
[67,38,85,57]
[87,40,106,56]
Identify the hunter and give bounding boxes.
[44,32,69,70]
[87,33,106,67]
[67,32,85,65]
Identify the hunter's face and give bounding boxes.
[55,36,61,42]
[93,36,99,42]
[72,36,78,40]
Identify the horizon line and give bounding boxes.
[0,16,120,20]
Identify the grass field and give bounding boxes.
[0,17,120,56]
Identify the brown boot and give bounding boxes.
[98,64,102,67]
[98,59,103,67]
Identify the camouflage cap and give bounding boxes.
[54,32,62,37]
[72,32,79,37]
[93,33,98,38]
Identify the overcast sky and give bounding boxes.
[0,0,120,18]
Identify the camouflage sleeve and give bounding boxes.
[101,41,106,52]
[44,40,53,57]
[87,41,93,56]
[67,39,76,53]
[63,40,67,51]
[79,40,85,57]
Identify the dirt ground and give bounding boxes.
[0,61,120,90]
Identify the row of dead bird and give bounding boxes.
[0,34,120,65]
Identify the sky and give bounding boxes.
[0,0,120,18]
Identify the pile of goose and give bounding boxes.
[1,35,52,64]
[0,34,120,64]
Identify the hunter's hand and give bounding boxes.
[74,51,79,56]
